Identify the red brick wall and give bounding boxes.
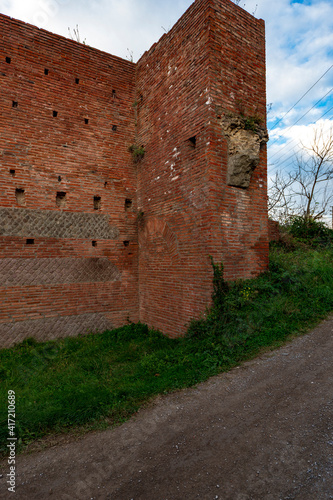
[136,0,268,337]
[268,220,281,242]
[136,0,213,337]
[0,0,268,346]
[206,0,269,279]
[0,14,139,347]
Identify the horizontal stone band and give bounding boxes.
[0,208,119,240]
[0,258,121,286]
[0,313,114,348]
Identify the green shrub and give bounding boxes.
[285,216,333,246]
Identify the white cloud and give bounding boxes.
[268,118,333,175]
[277,118,333,147]
[0,0,194,61]
[1,0,333,148]
[258,0,333,124]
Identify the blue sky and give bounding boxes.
[1,0,332,218]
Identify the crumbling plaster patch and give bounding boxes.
[219,114,268,188]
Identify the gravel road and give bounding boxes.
[1,315,332,499]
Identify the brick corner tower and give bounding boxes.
[0,0,268,345]
[135,0,268,337]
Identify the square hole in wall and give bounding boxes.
[75,78,80,84]
[6,57,11,64]
[84,118,89,124]
[44,68,49,75]
[94,196,101,210]
[123,241,130,247]
[92,241,97,247]
[188,136,196,148]
[10,169,15,176]
[56,191,66,208]
[53,111,58,117]
[12,101,18,108]
[125,198,132,210]
[58,175,62,182]
[15,188,25,206]
[26,238,34,245]
[112,125,117,132]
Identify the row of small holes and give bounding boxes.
[6,57,79,83]
[13,188,132,211]
[5,56,117,97]
[11,103,117,129]
[56,192,104,210]
[6,57,117,126]
[10,172,132,207]
[14,189,103,209]
[10,104,118,128]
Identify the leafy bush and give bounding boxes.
[285,216,333,246]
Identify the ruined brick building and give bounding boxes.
[0,0,268,347]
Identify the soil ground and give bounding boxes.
[1,316,332,500]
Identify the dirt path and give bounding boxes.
[1,316,333,500]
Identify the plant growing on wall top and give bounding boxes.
[68,25,86,45]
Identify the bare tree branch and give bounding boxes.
[268,125,333,222]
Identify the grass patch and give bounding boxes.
[1,240,333,457]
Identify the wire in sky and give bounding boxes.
[268,111,333,175]
[268,87,333,154]
[269,64,333,132]
[269,104,333,171]
[269,102,333,169]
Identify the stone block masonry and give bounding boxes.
[0,0,268,346]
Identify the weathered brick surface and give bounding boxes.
[136,0,268,337]
[207,0,268,279]
[0,258,120,286]
[0,208,119,239]
[0,13,138,346]
[0,313,114,348]
[268,220,281,242]
[0,0,268,346]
